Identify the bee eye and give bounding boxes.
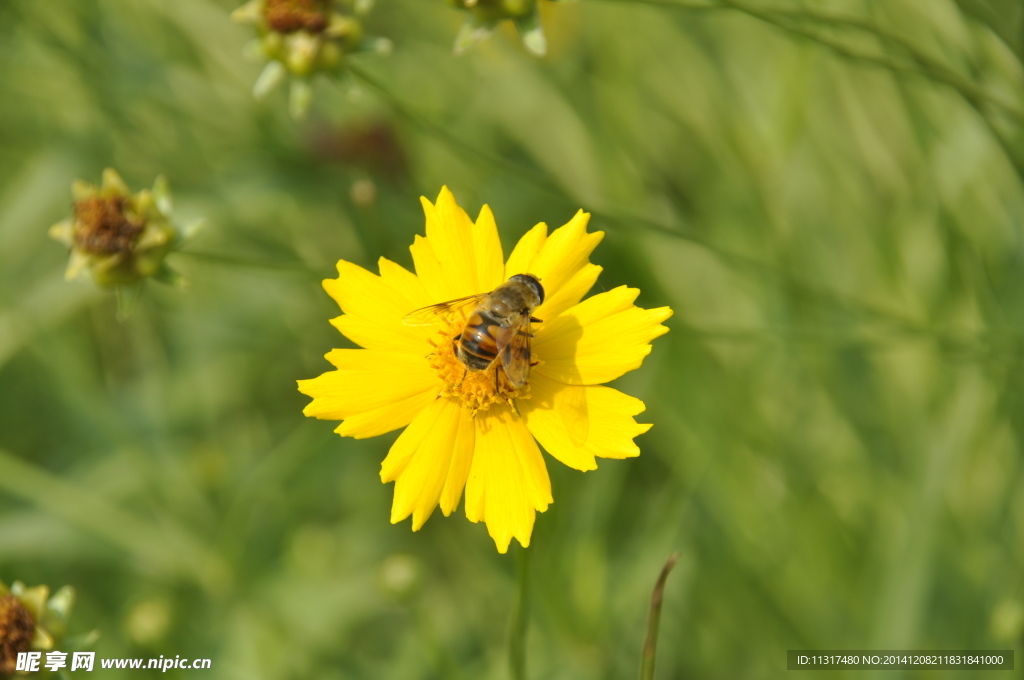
[532,278,544,304]
[511,273,544,305]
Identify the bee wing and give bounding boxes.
[499,316,534,389]
[403,294,487,326]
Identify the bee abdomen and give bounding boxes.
[457,311,501,371]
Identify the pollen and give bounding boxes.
[0,594,35,675]
[264,0,330,33]
[73,195,144,255]
[428,321,530,415]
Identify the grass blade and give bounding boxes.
[640,552,681,680]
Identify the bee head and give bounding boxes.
[510,273,544,306]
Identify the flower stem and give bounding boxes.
[509,543,531,680]
[639,552,681,680]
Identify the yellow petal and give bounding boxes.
[464,405,552,553]
[49,219,74,247]
[505,211,604,320]
[323,259,432,353]
[71,179,97,202]
[504,223,547,280]
[379,256,431,303]
[100,167,129,195]
[472,204,505,292]
[231,0,263,24]
[64,250,90,281]
[440,406,476,516]
[334,389,438,439]
[298,349,439,438]
[529,211,602,289]
[31,626,54,650]
[414,187,481,301]
[538,262,602,321]
[380,399,435,483]
[385,397,473,530]
[409,234,448,304]
[91,253,124,274]
[13,584,49,622]
[534,286,672,385]
[521,374,651,471]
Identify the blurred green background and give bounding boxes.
[2,0,1024,677]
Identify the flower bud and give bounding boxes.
[0,579,95,673]
[448,0,548,56]
[50,169,182,289]
[233,0,388,120]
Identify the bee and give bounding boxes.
[404,273,545,389]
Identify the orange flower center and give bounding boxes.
[428,320,530,415]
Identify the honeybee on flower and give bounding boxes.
[298,188,672,552]
[404,272,545,395]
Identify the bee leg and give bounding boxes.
[495,365,520,411]
[530,316,543,323]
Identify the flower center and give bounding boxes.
[264,0,330,34]
[428,321,530,415]
[74,196,144,255]
[0,594,35,675]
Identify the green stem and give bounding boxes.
[640,552,681,680]
[509,543,532,680]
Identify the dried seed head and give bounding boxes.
[0,593,35,675]
[265,0,331,33]
[73,195,145,255]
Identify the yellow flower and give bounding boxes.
[298,188,672,552]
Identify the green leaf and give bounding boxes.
[955,0,1024,60]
